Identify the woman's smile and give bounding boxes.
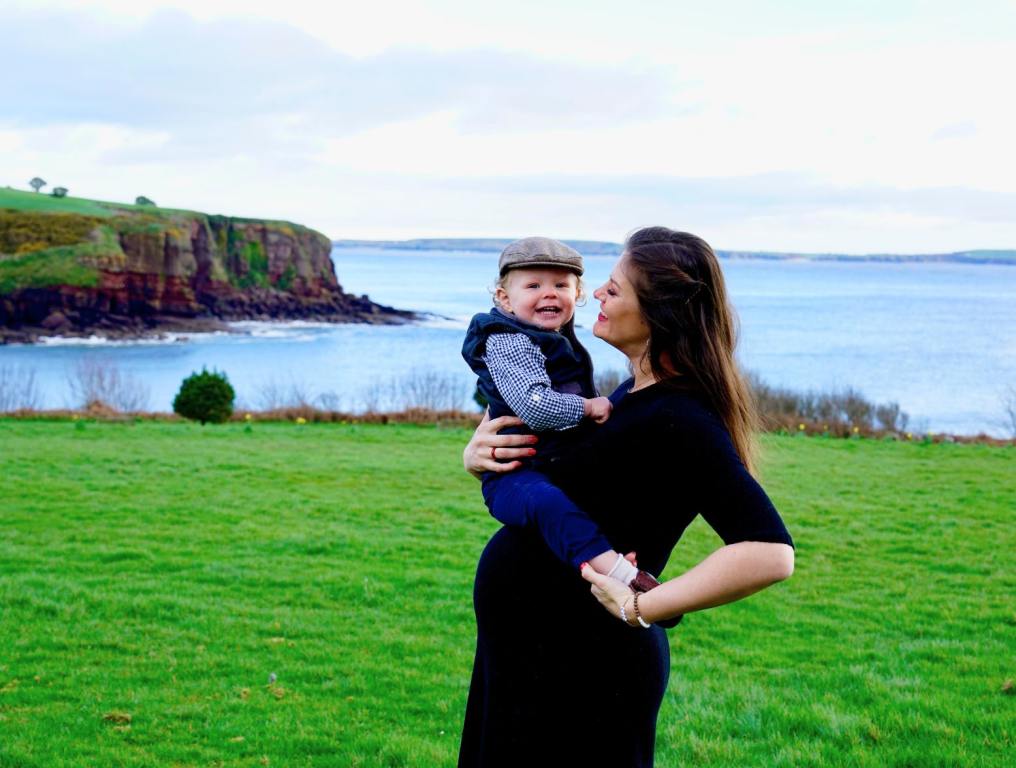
[592,256,650,355]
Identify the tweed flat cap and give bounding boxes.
[498,237,584,276]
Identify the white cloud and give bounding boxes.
[2,7,672,146]
[2,1,1016,251]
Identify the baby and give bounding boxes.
[462,237,658,591]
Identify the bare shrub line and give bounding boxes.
[0,365,43,412]
[236,406,483,428]
[255,377,324,411]
[248,367,470,418]
[2,403,1011,443]
[356,368,469,413]
[1001,385,1016,439]
[747,372,912,433]
[66,357,150,413]
[4,363,1013,443]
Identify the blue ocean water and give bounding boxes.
[1,246,1013,436]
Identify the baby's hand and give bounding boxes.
[584,396,612,424]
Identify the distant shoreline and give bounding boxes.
[333,239,1016,265]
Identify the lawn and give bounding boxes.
[0,187,305,229]
[0,420,1012,767]
[0,187,189,219]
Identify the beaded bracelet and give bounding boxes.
[633,592,651,629]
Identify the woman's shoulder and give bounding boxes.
[630,380,716,415]
[622,382,729,441]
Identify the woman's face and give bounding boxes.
[592,255,651,356]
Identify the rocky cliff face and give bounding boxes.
[0,207,412,342]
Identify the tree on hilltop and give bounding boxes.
[135,196,156,206]
[29,177,46,193]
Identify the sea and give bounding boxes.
[1,246,1014,437]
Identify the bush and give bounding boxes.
[172,369,235,425]
[747,371,907,435]
[67,357,150,413]
[51,187,68,198]
[135,196,156,206]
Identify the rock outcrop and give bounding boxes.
[0,204,413,343]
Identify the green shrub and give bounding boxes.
[172,369,235,425]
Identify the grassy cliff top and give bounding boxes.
[0,187,312,231]
[0,188,327,295]
[0,186,196,219]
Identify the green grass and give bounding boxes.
[0,245,103,294]
[0,187,194,219]
[0,187,308,231]
[0,422,1012,767]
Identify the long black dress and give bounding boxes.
[458,381,794,768]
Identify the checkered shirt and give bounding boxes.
[483,332,586,431]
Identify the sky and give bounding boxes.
[2,0,1015,252]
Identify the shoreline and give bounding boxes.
[0,307,420,346]
[332,240,1016,265]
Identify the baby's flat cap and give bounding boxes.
[498,237,583,276]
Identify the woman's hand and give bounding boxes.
[463,410,538,479]
[584,541,794,625]
[580,564,635,622]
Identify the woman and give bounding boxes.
[458,227,795,767]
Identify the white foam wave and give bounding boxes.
[415,313,470,330]
[36,333,206,347]
[230,320,338,333]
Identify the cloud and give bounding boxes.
[438,172,1016,226]
[932,121,978,141]
[0,6,674,160]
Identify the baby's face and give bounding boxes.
[496,267,579,331]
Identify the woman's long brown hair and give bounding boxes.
[624,227,759,475]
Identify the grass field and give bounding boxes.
[0,187,304,229]
[0,420,1012,767]
[0,187,190,219]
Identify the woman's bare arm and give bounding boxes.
[462,410,539,479]
[581,541,794,623]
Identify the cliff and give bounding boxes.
[0,189,413,343]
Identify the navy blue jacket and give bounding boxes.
[462,307,597,452]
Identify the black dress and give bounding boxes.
[458,381,794,768]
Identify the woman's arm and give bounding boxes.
[581,540,794,623]
[462,410,539,478]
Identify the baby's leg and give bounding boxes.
[481,470,617,571]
